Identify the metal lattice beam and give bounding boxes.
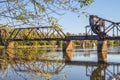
[7,26,66,41]
[89,15,120,39]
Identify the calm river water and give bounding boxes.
[0,46,120,80]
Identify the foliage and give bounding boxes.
[0,0,93,27]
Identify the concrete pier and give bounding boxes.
[62,40,73,52]
[6,41,14,49]
[97,40,107,62]
[63,51,72,61]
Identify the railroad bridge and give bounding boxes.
[0,15,120,61]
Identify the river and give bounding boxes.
[0,46,120,80]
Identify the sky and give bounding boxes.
[56,0,120,34]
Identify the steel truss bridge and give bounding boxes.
[0,15,120,43]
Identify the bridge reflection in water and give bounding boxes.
[0,48,120,80]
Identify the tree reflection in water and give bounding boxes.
[0,48,120,80]
[0,48,66,80]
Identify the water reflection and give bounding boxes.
[90,63,107,80]
[0,49,66,80]
[97,51,107,63]
[0,48,119,80]
[63,51,72,61]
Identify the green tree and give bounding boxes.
[0,0,93,27]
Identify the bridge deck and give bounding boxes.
[9,35,120,41]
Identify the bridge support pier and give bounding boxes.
[63,51,72,61]
[6,41,14,49]
[62,40,73,52]
[97,40,107,62]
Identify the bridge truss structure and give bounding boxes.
[87,15,120,39]
[4,26,66,42]
[0,15,120,44]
